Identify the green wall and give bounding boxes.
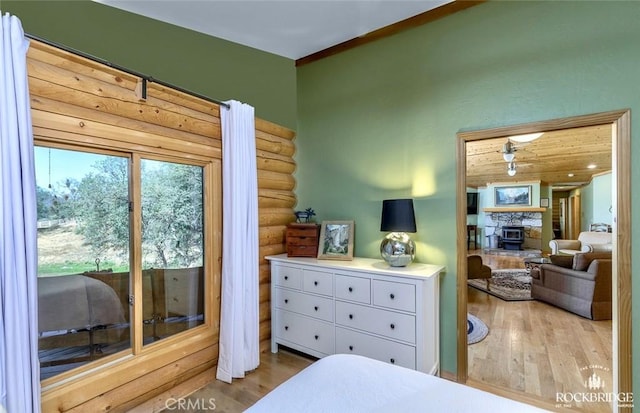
[2,0,297,129]
[296,0,640,387]
[4,0,639,403]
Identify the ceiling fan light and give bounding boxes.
[503,152,515,162]
[507,162,517,176]
[509,132,544,143]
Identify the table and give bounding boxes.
[523,257,551,273]
[467,225,477,249]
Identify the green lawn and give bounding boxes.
[38,261,129,277]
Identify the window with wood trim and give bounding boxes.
[35,144,213,380]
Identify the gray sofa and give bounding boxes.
[530,252,612,320]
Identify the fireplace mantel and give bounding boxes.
[483,207,546,213]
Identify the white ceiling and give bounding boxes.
[94,0,452,60]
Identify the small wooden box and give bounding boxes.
[286,223,320,257]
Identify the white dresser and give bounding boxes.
[267,254,444,375]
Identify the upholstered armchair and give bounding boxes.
[467,255,492,289]
[549,231,612,255]
[530,252,612,320]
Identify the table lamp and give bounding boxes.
[380,199,417,267]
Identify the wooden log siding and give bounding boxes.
[27,40,294,412]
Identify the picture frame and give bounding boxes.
[317,220,354,260]
[494,185,531,206]
[540,197,549,208]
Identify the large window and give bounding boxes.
[140,159,204,344]
[35,147,207,379]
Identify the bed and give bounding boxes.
[246,354,550,412]
[38,274,126,333]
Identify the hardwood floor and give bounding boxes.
[467,250,613,413]
[139,250,612,412]
[149,349,314,413]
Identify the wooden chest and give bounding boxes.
[286,223,320,257]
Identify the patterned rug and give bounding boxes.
[467,313,489,344]
[468,269,533,301]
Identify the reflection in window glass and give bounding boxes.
[35,147,131,379]
[141,159,204,344]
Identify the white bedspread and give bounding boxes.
[246,354,551,412]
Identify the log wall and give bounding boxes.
[28,40,295,412]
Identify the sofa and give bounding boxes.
[530,252,612,320]
[548,231,612,255]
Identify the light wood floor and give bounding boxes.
[155,349,314,412]
[467,250,613,413]
[146,250,613,413]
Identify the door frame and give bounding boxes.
[455,109,632,410]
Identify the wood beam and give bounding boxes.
[295,1,486,67]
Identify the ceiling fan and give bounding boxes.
[501,141,517,162]
[500,133,543,176]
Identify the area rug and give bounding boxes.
[467,313,489,344]
[468,269,533,301]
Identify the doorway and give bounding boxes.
[456,110,632,411]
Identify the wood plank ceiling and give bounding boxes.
[465,124,612,190]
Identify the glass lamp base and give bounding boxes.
[380,232,415,267]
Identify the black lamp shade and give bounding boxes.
[380,199,416,233]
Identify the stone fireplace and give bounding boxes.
[484,211,542,251]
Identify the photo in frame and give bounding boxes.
[494,185,531,206]
[317,220,354,260]
[540,198,549,208]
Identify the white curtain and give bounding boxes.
[0,12,41,413]
[216,100,259,383]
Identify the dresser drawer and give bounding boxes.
[287,245,317,257]
[274,288,333,322]
[335,274,370,304]
[336,327,416,370]
[273,265,303,290]
[163,268,204,317]
[287,235,318,246]
[373,280,416,313]
[303,269,333,296]
[286,225,320,239]
[275,310,334,355]
[335,301,416,344]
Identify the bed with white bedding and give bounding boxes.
[246,354,550,412]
